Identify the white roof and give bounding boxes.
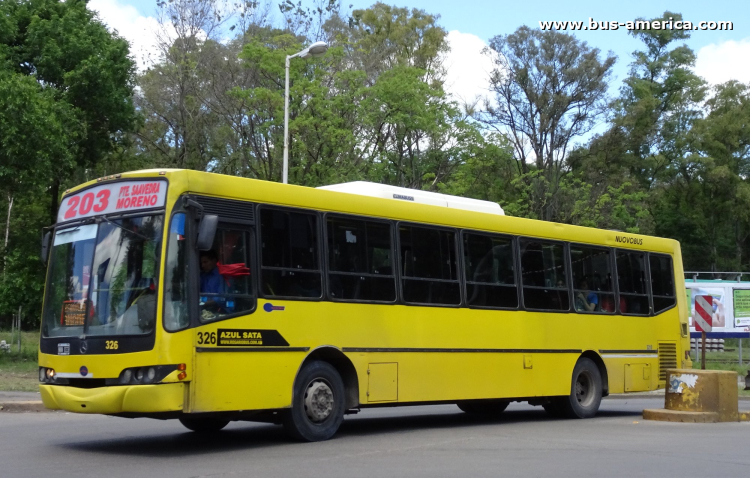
[317,181,504,216]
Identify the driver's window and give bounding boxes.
[199,226,255,322]
[164,213,189,331]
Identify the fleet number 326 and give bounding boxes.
[197,332,216,345]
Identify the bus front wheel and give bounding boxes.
[179,417,229,432]
[558,357,603,419]
[283,360,345,442]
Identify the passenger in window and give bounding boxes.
[575,279,598,312]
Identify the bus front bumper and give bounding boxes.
[40,383,185,414]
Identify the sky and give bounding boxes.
[89,0,750,105]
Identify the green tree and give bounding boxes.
[481,26,616,221]
[0,0,137,223]
[653,81,750,271]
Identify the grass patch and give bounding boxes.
[0,330,39,392]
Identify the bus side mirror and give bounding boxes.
[41,231,52,264]
[196,215,218,251]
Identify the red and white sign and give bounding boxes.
[694,294,713,332]
[57,180,167,223]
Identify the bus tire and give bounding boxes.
[559,357,602,419]
[457,400,509,415]
[179,417,229,432]
[283,360,345,442]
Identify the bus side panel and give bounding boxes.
[190,351,301,412]
[347,352,575,403]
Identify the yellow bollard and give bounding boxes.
[643,369,749,423]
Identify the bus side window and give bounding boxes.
[570,245,614,314]
[519,239,569,311]
[463,232,518,309]
[260,208,322,299]
[326,216,395,302]
[616,250,649,315]
[399,225,460,306]
[650,254,675,313]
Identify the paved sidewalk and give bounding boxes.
[0,391,48,413]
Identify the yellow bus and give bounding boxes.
[38,169,691,441]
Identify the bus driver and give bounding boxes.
[200,250,224,312]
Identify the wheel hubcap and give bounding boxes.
[575,371,594,407]
[304,380,334,423]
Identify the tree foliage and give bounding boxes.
[481,27,616,221]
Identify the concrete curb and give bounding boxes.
[0,401,50,413]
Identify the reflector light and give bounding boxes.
[177,363,186,371]
[178,372,187,381]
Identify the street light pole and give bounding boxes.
[283,55,291,184]
[282,41,329,184]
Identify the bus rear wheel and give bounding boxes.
[179,417,229,432]
[283,360,345,442]
[457,400,509,415]
[557,357,603,419]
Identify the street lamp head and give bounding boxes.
[307,41,329,57]
[290,42,330,60]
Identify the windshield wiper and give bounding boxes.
[100,216,152,242]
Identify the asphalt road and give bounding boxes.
[2,398,749,478]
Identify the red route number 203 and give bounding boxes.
[63,190,110,219]
[57,180,167,223]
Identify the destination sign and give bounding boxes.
[57,180,167,223]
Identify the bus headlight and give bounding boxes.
[39,367,56,383]
[112,365,179,385]
[119,369,132,384]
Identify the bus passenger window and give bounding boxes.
[570,245,614,314]
[519,239,569,311]
[199,227,254,322]
[463,232,517,308]
[399,225,460,305]
[650,254,675,313]
[260,208,321,299]
[327,217,395,302]
[616,250,649,315]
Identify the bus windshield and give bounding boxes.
[42,214,164,338]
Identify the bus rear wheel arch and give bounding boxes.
[548,357,603,419]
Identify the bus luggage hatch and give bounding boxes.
[368,363,398,402]
[625,363,651,392]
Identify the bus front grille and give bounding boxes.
[658,342,678,382]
